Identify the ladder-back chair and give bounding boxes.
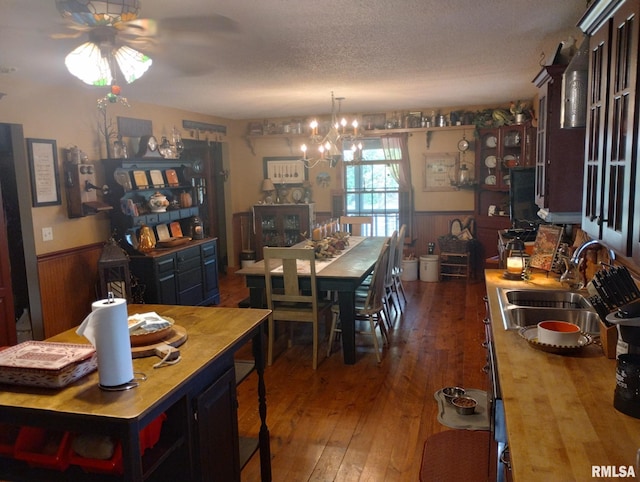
[263,247,332,369]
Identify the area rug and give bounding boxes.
[434,388,490,431]
[419,429,491,481]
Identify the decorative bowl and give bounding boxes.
[451,396,478,415]
[537,321,581,347]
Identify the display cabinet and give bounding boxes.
[532,64,585,220]
[253,204,315,260]
[474,123,536,266]
[580,0,638,258]
[103,158,202,244]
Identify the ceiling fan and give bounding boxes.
[53,0,239,86]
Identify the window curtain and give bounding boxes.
[382,134,413,236]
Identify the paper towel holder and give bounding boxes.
[99,372,147,391]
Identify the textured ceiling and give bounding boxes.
[0,0,587,120]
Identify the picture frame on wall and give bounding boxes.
[423,152,458,192]
[263,157,308,185]
[26,138,61,207]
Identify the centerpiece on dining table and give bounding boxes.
[305,231,350,259]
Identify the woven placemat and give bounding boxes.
[434,388,490,431]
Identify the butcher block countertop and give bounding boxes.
[484,270,640,481]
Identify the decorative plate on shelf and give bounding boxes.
[484,175,497,185]
[485,135,497,148]
[291,187,304,203]
[484,155,497,168]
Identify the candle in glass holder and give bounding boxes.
[506,256,524,274]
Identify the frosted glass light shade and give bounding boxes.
[114,45,152,83]
[65,41,113,86]
[64,42,151,85]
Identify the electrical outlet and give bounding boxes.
[42,227,53,241]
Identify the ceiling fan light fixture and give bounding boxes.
[64,41,113,86]
[114,45,152,83]
[56,0,141,27]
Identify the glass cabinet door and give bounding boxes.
[283,214,301,246]
[260,215,279,246]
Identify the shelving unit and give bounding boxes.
[244,124,476,154]
[439,252,471,280]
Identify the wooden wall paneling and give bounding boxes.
[37,243,103,338]
[412,211,475,256]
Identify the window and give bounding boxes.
[343,135,412,236]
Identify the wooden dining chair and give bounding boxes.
[326,242,390,363]
[263,246,332,370]
[393,224,408,305]
[339,216,373,236]
[383,230,401,328]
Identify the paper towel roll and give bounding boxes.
[77,297,134,387]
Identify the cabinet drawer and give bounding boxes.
[178,267,202,291]
[201,241,216,259]
[156,255,176,274]
[157,212,172,223]
[177,246,200,263]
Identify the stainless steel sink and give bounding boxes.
[497,288,600,334]
[502,289,592,309]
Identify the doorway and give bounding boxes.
[182,139,228,273]
[0,123,34,344]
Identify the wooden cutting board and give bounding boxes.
[131,325,188,358]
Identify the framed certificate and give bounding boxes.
[26,138,61,207]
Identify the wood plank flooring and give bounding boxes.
[218,270,490,481]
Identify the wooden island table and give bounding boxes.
[0,304,272,482]
[236,236,388,365]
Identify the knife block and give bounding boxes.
[599,320,618,359]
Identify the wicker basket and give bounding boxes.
[438,235,471,254]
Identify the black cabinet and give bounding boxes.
[130,238,220,306]
[194,366,241,481]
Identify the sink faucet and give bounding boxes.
[560,239,615,289]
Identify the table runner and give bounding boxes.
[271,236,366,274]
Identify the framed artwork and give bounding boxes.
[263,157,308,185]
[26,138,61,207]
[361,113,386,130]
[423,152,458,191]
[529,224,564,272]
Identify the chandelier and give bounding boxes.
[301,92,362,168]
[57,0,152,86]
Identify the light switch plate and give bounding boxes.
[42,227,53,241]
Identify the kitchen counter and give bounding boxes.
[485,270,640,481]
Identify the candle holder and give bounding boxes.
[503,238,527,280]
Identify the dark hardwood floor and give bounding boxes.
[217,270,490,481]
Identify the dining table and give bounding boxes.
[236,236,388,365]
